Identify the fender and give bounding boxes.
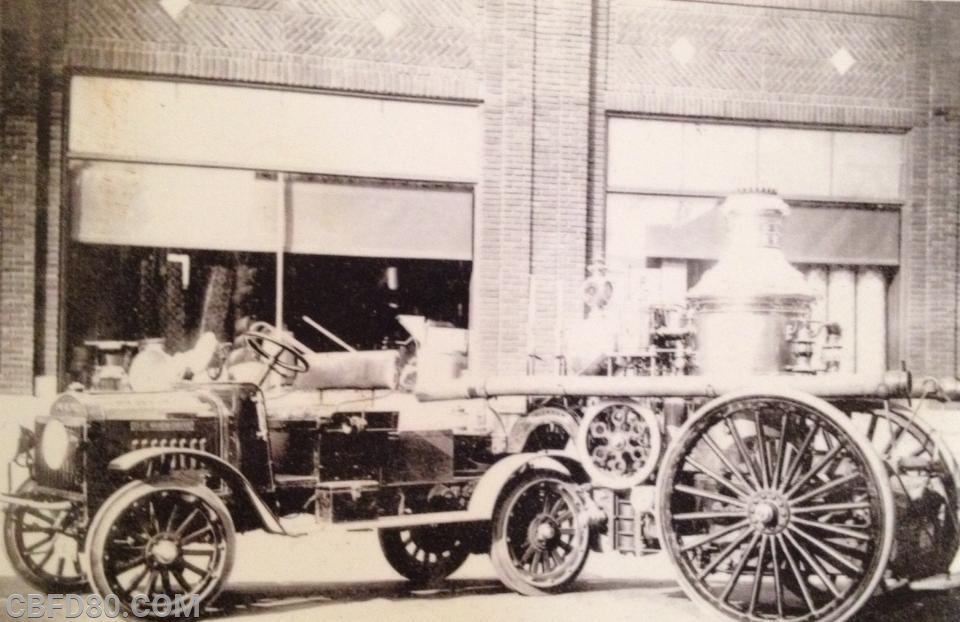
[466,451,590,519]
[506,406,579,453]
[108,447,286,535]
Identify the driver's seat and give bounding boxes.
[291,350,400,391]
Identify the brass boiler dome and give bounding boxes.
[686,190,813,375]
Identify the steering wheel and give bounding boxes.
[242,330,310,380]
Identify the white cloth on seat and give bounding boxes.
[292,350,400,391]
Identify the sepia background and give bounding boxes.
[2,0,960,620]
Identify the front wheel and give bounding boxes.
[2,480,87,592]
[378,525,471,585]
[490,470,590,595]
[657,391,894,622]
[84,480,235,616]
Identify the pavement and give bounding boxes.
[1,393,960,621]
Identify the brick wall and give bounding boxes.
[3,0,960,386]
[1,1,40,393]
[66,0,481,101]
[472,0,594,374]
[586,0,610,266]
[903,2,960,376]
[471,0,535,375]
[600,0,960,378]
[40,1,66,382]
[528,0,592,362]
[607,0,920,127]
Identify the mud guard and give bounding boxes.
[506,406,579,453]
[467,452,590,519]
[108,447,286,535]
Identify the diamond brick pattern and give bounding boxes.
[68,0,478,94]
[611,0,916,108]
[159,0,191,20]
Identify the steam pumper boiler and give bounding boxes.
[419,189,960,622]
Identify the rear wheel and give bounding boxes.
[658,391,894,622]
[2,480,86,592]
[490,470,590,595]
[847,403,960,578]
[378,525,471,585]
[85,480,235,616]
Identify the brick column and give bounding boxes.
[0,0,41,393]
[903,2,960,377]
[472,0,594,374]
[528,0,593,361]
[39,0,67,384]
[586,0,610,267]
[471,0,536,375]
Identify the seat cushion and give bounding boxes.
[292,350,399,390]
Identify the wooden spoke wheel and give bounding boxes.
[658,391,894,622]
[490,470,590,596]
[85,480,235,615]
[379,525,471,585]
[847,403,960,579]
[2,480,87,592]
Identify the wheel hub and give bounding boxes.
[747,491,790,534]
[147,536,180,566]
[751,502,777,525]
[528,516,559,550]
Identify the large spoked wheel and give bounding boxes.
[847,403,960,578]
[85,480,235,616]
[379,525,471,585]
[490,470,590,596]
[658,391,894,622]
[3,480,87,592]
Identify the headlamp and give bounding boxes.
[40,419,70,470]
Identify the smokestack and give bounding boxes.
[687,190,813,375]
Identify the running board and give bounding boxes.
[909,573,960,591]
[342,511,487,532]
[275,509,488,536]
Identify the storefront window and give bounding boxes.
[65,246,276,385]
[283,255,470,352]
[606,118,905,372]
[64,164,473,387]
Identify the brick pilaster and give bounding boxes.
[586,0,610,266]
[528,0,592,360]
[0,0,41,393]
[470,0,536,375]
[903,2,960,377]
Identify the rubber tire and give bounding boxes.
[490,469,590,596]
[378,526,470,585]
[84,479,236,617]
[2,480,88,592]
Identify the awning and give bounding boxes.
[609,193,899,266]
[71,160,474,261]
[71,161,278,252]
[288,181,473,260]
